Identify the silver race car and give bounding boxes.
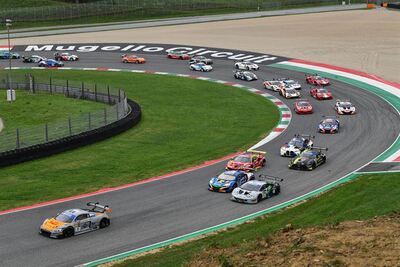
[279,78,302,90]
[234,61,259,70]
[280,134,314,157]
[40,202,111,238]
[335,99,356,115]
[263,80,286,91]
[231,175,282,204]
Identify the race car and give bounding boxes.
[189,56,213,65]
[38,59,64,67]
[310,87,333,100]
[0,51,20,59]
[234,70,258,81]
[208,170,254,193]
[335,99,356,115]
[318,117,340,133]
[280,134,314,157]
[39,202,111,238]
[167,51,191,60]
[279,87,301,99]
[54,52,79,61]
[279,78,302,90]
[263,80,285,91]
[189,62,213,72]
[231,175,282,204]
[288,147,327,171]
[306,74,330,86]
[294,99,313,114]
[234,61,259,71]
[22,55,46,63]
[121,54,146,64]
[226,150,266,171]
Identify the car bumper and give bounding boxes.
[231,196,257,204]
[319,128,337,133]
[39,229,62,238]
[208,186,231,193]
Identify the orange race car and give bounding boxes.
[121,54,146,64]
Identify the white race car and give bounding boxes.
[55,52,79,61]
[263,80,285,91]
[234,61,259,71]
[280,78,302,90]
[279,87,301,99]
[280,134,314,157]
[231,175,282,204]
[335,99,356,115]
[189,62,213,72]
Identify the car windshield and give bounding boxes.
[287,89,296,93]
[301,151,316,159]
[240,183,261,191]
[218,173,236,181]
[127,55,137,58]
[243,72,253,76]
[317,88,328,93]
[233,155,251,163]
[285,80,295,85]
[195,56,205,60]
[55,212,76,223]
[298,101,309,107]
[197,63,205,66]
[172,51,184,55]
[339,102,352,108]
[289,138,304,147]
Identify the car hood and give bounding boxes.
[41,218,66,231]
[210,177,233,187]
[232,188,257,199]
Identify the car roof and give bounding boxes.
[62,208,87,216]
[245,180,265,186]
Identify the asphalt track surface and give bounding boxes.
[0,51,399,267]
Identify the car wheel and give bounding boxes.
[63,227,74,238]
[308,163,316,171]
[100,218,110,229]
[235,65,239,69]
[123,60,127,63]
[257,195,262,203]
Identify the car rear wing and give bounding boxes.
[87,202,112,213]
[294,134,314,139]
[311,146,328,151]
[258,174,283,183]
[336,99,351,103]
[247,150,266,155]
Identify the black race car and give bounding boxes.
[233,70,258,81]
[288,147,327,171]
[189,56,213,65]
[22,55,46,63]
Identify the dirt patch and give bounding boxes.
[187,214,400,267]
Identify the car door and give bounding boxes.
[260,184,268,199]
[74,213,92,233]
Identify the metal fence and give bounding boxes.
[0,0,372,23]
[0,73,130,153]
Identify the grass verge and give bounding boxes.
[0,69,279,210]
[111,172,400,267]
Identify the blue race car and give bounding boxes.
[318,117,340,133]
[38,59,64,68]
[0,51,20,59]
[189,62,213,72]
[208,170,254,193]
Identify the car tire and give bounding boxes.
[123,60,127,63]
[257,195,262,203]
[100,218,110,229]
[63,227,74,238]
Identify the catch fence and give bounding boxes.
[0,73,130,153]
[0,0,372,24]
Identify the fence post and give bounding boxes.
[49,77,52,94]
[68,117,72,135]
[81,81,84,99]
[104,108,107,125]
[88,112,91,130]
[94,84,97,102]
[118,89,121,102]
[66,80,69,97]
[116,104,119,120]
[45,123,49,142]
[107,85,111,104]
[16,128,20,149]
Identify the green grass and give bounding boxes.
[113,172,400,267]
[0,0,67,9]
[0,90,105,133]
[0,69,279,210]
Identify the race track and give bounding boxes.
[0,47,398,267]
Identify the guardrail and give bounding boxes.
[0,0,368,23]
[0,73,141,167]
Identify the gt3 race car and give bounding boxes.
[234,61,259,70]
[280,134,314,157]
[294,99,313,114]
[263,80,285,91]
[280,78,302,90]
[40,202,111,238]
[231,175,282,204]
[54,52,79,61]
[121,54,146,64]
[234,70,258,81]
[208,170,254,193]
[310,87,333,100]
[306,74,330,86]
[167,51,191,60]
[279,87,301,99]
[335,99,356,115]
[0,51,20,59]
[189,62,213,72]
[38,59,64,68]
[189,56,213,65]
[226,150,266,171]
[22,55,46,63]
[318,117,340,133]
[288,147,327,171]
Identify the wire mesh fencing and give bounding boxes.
[0,73,130,152]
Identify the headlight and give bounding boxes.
[53,228,64,233]
[319,125,323,129]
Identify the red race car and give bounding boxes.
[167,51,191,60]
[121,54,146,64]
[226,150,266,171]
[305,74,330,86]
[310,87,333,100]
[294,99,313,114]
